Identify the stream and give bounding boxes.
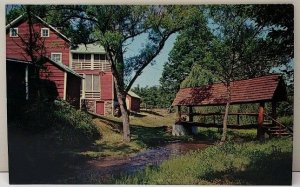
[70,140,214,183]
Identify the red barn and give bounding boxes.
[126,91,141,113]
[6,14,82,107]
[71,43,114,115]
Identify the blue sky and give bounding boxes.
[125,33,178,88]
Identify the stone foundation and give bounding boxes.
[82,99,96,113]
[105,100,113,115]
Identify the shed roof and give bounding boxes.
[46,57,83,78]
[6,58,83,79]
[71,43,106,54]
[128,90,141,99]
[172,74,287,106]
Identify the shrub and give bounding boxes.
[278,116,293,127]
[10,100,100,146]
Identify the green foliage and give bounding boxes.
[160,5,294,106]
[180,64,217,88]
[132,85,172,108]
[160,7,212,102]
[278,116,293,127]
[116,138,292,185]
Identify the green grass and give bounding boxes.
[78,119,142,158]
[115,137,292,185]
[79,109,190,158]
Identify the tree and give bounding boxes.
[160,8,212,105]
[132,85,170,108]
[175,5,292,142]
[52,5,202,142]
[180,64,217,88]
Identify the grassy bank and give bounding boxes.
[116,137,292,185]
[79,109,189,158]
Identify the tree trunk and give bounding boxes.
[221,100,230,143]
[220,85,232,144]
[116,92,130,142]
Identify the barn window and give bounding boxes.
[41,28,49,37]
[84,74,101,99]
[9,28,18,37]
[51,53,62,63]
[94,54,110,71]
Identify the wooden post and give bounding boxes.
[188,106,193,122]
[25,65,29,100]
[176,105,181,123]
[272,101,277,126]
[237,114,240,126]
[257,102,265,140]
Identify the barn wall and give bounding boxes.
[131,97,140,112]
[101,72,113,100]
[6,21,70,66]
[39,61,65,99]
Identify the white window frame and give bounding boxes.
[41,28,50,37]
[9,28,18,37]
[84,74,101,99]
[51,52,62,63]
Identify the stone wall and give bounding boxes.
[82,99,96,113]
[105,100,113,115]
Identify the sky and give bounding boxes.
[124,33,178,88]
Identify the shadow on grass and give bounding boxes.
[130,125,175,147]
[140,109,164,117]
[8,127,89,184]
[130,113,147,117]
[202,148,292,185]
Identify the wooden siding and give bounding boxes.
[126,95,141,112]
[101,72,113,100]
[6,21,70,66]
[40,61,65,99]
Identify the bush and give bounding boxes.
[278,116,293,127]
[10,100,100,146]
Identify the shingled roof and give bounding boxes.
[172,74,287,106]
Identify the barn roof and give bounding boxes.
[172,74,287,106]
[6,58,83,79]
[128,90,141,99]
[46,57,83,78]
[71,43,106,54]
[6,13,70,42]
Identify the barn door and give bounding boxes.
[96,101,105,115]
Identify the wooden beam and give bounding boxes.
[25,65,29,100]
[192,112,258,116]
[272,101,277,126]
[176,105,181,123]
[188,106,193,122]
[180,121,257,129]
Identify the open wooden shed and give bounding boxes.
[172,74,292,138]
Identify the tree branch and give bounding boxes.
[125,28,181,92]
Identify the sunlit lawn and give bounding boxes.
[115,137,292,185]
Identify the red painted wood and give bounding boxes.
[101,72,113,100]
[96,101,104,115]
[6,19,72,100]
[39,61,65,99]
[126,95,140,112]
[6,20,70,65]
